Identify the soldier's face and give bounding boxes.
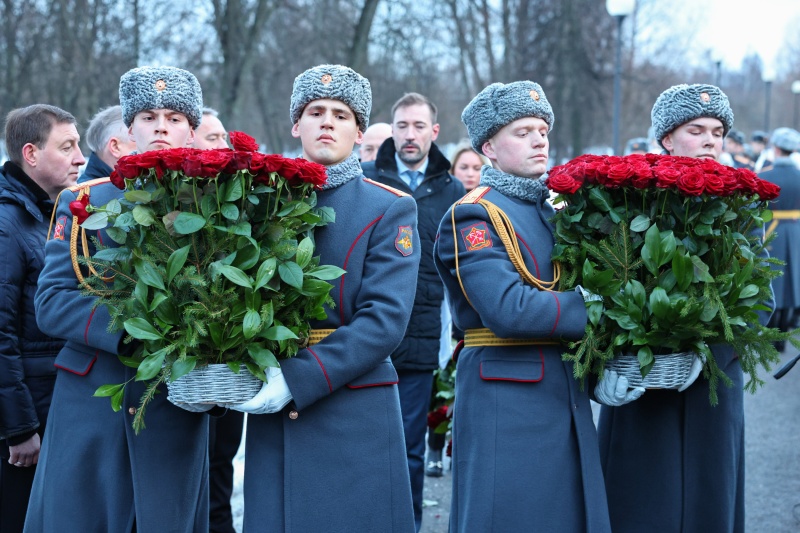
[128,109,195,152]
[26,122,85,199]
[292,99,363,166]
[392,104,439,169]
[482,116,549,179]
[193,114,228,150]
[661,118,724,160]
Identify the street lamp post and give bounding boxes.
[792,81,800,129]
[607,0,636,156]
[763,68,776,132]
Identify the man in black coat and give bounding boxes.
[362,92,465,532]
[0,104,85,532]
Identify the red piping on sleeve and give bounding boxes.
[307,347,333,393]
[84,308,97,345]
[549,292,561,335]
[515,234,540,278]
[340,215,383,325]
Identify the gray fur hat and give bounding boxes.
[290,64,372,132]
[461,81,554,155]
[771,127,800,153]
[651,84,734,149]
[119,66,203,129]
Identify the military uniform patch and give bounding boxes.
[395,226,414,256]
[461,222,492,251]
[53,216,67,241]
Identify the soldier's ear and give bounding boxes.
[661,134,674,153]
[291,123,301,139]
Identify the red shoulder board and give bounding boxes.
[457,186,490,205]
[67,177,111,192]
[363,178,409,197]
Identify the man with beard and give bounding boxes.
[362,92,465,531]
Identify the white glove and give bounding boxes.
[595,370,645,406]
[225,366,292,415]
[169,400,215,413]
[678,353,706,392]
[576,285,603,302]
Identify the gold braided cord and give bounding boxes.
[477,199,561,291]
[308,328,335,346]
[766,209,800,238]
[452,206,475,309]
[464,328,559,347]
[69,187,113,292]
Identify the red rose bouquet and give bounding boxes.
[72,132,343,431]
[547,153,793,403]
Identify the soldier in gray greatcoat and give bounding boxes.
[760,127,800,343]
[26,66,213,533]
[433,81,640,533]
[225,65,419,532]
[598,83,773,533]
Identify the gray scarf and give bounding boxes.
[322,152,363,190]
[479,166,550,203]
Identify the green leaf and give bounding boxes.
[166,245,191,284]
[629,215,651,232]
[221,203,240,221]
[263,325,299,341]
[170,357,198,381]
[637,346,654,376]
[254,257,278,290]
[136,349,166,381]
[296,237,314,269]
[93,247,132,262]
[641,225,676,275]
[148,292,168,312]
[672,251,693,291]
[173,212,207,234]
[243,309,262,339]
[218,265,253,289]
[125,190,152,203]
[222,179,243,202]
[233,242,260,271]
[201,194,218,218]
[648,287,671,320]
[106,227,128,244]
[132,205,156,226]
[124,317,163,341]
[739,284,759,299]
[134,261,166,290]
[94,383,124,397]
[111,388,124,412]
[307,265,346,280]
[247,345,280,368]
[690,255,715,283]
[214,222,251,237]
[279,262,304,289]
[81,212,109,230]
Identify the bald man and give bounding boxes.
[359,122,392,162]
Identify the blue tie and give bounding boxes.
[408,171,422,191]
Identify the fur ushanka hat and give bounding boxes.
[289,64,372,132]
[119,66,203,129]
[651,84,734,149]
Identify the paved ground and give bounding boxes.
[230,349,800,532]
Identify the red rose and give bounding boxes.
[69,195,91,224]
[263,154,286,173]
[298,161,328,189]
[279,158,303,184]
[115,155,141,179]
[629,162,654,189]
[756,178,780,201]
[704,173,725,196]
[584,160,609,184]
[109,170,125,190]
[602,162,634,188]
[676,168,705,196]
[224,149,252,174]
[182,150,232,178]
[229,131,259,152]
[653,164,681,188]
[736,168,758,195]
[547,172,583,194]
[427,405,449,429]
[160,148,196,171]
[131,151,165,180]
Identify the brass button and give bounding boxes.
[530,89,540,101]
[154,79,167,92]
[700,92,710,103]
[128,407,136,415]
[320,74,332,85]
[289,410,299,420]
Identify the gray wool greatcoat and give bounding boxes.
[760,157,800,311]
[26,178,210,533]
[433,184,612,533]
[242,171,420,532]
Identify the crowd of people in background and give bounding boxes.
[0,59,798,533]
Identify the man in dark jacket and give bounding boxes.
[78,105,135,183]
[0,103,85,532]
[362,92,465,532]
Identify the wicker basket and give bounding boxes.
[606,351,695,389]
[166,364,262,404]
